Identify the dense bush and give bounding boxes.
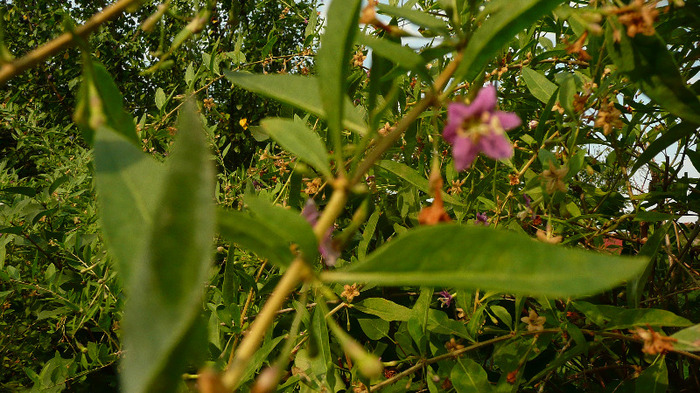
[1,0,699,392]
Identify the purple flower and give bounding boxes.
[301,199,339,266]
[475,212,489,226]
[438,290,454,308]
[523,194,532,208]
[442,86,521,171]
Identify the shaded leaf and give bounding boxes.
[451,357,490,393]
[358,318,390,340]
[376,3,449,33]
[635,358,668,393]
[606,24,700,125]
[573,301,691,330]
[630,122,698,174]
[121,99,214,393]
[243,195,318,263]
[376,160,464,206]
[217,209,296,268]
[94,128,165,282]
[261,117,332,178]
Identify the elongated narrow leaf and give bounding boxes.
[376,160,464,206]
[630,122,698,174]
[522,68,558,104]
[357,34,430,81]
[261,117,332,178]
[317,0,362,142]
[322,225,647,297]
[94,128,165,282]
[606,24,700,125]
[217,209,296,268]
[454,0,565,81]
[573,301,691,330]
[376,3,449,33]
[671,323,700,352]
[243,195,318,263]
[224,72,366,134]
[92,62,139,144]
[121,99,214,393]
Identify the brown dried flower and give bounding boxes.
[341,284,361,303]
[614,0,660,38]
[352,50,367,67]
[542,161,568,194]
[445,337,465,352]
[595,100,624,135]
[634,327,677,355]
[521,309,547,332]
[418,173,451,225]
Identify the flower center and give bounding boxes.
[457,111,504,140]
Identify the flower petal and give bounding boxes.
[471,85,497,114]
[452,136,479,171]
[479,132,513,160]
[494,111,522,130]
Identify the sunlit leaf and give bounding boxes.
[224,72,366,134]
[322,225,647,297]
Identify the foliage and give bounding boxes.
[2,0,700,392]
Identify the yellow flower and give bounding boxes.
[239,118,248,130]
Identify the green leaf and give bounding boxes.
[357,34,429,80]
[358,210,380,260]
[522,68,558,104]
[633,211,680,222]
[240,336,285,385]
[317,0,362,144]
[451,357,490,393]
[376,160,464,206]
[92,62,139,144]
[224,72,366,134]
[217,209,296,268]
[321,225,647,297]
[627,223,670,308]
[358,318,390,340]
[243,195,318,263]
[630,122,698,174]
[670,323,700,352]
[94,128,165,282]
[309,307,333,384]
[261,118,332,178]
[354,298,411,322]
[606,25,700,125]
[121,99,214,393]
[376,3,449,33]
[454,0,565,81]
[635,358,668,393]
[155,87,166,110]
[573,301,691,330]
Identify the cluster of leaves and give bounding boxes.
[2,0,700,392]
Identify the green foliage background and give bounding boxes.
[1,0,699,392]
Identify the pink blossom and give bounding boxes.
[442,86,521,170]
[301,199,339,266]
